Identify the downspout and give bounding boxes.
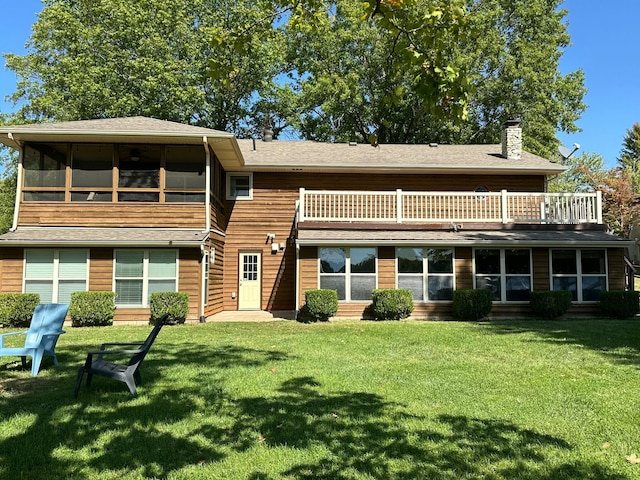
[10,137,23,232]
[203,136,211,233]
[201,136,211,322]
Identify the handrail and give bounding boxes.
[298,188,602,225]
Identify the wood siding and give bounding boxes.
[224,172,546,311]
[18,203,206,228]
[0,248,24,292]
[204,234,225,317]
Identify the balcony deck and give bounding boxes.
[297,189,602,226]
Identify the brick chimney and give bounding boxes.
[501,117,522,160]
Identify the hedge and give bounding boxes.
[149,292,189,324]
[69,291,116,327]
[599,290,639,319]
[371,289,414,320]
[0,293,40,328]
[529,290,572,319]
[300,289,338,322]
[452,289,492,320]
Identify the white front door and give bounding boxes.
[238,252,261,310]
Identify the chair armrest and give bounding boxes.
[86,347,145,365]
[0,331,27,348]
[99,342,144,349]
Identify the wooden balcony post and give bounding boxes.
[396,189,403,223]
[596,190,603,224]
[501,189,509,224]
[299,188,305,222]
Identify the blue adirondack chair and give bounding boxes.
[0,303,69,376]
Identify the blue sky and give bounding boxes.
[0,0,638,168]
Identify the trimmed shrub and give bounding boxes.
[529,290,573,319]
[0,293,40,328]
[371,289,414,320]
[150,292,189,324]
[69,291,116,327]
[452,289,492,321]
[599,290,640,319]
[301,289,338,322]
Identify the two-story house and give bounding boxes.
[0,117,630,321]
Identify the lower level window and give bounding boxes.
[319,247,376,301]
[397,248,454,301]
[115,250,177,306]
[24,249,88,304]
[475,249,531,302]
[551,249,606,302]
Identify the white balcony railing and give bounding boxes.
[298,188,603,225]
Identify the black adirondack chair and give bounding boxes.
[73,314,168,397]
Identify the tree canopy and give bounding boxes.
[3,0,584,156]
[617,122,640,191]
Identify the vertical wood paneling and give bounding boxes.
[89,248,114,291]
[455,247,473,290]
[377,246,396,289]
[0,248,24,293]
[298,246,318,309]
[204,235,225,317]
[607,247,626,290]
[178,248,202,320]
[532,248,550,291]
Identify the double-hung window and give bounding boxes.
[551,249,607,302]
[114,250,178,306]
[474,249,532,302]
[24,249,88,304]
[397,248,454,301]
[319,247,376,301]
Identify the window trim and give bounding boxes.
[226,172,253,200]
[395,247,455,302]
[318,247,378,302]
[549,249,608,303]
[473,248,533,303]
[23,248,89,304]
[113,249,179,307]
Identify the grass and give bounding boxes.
[1,319,640,479]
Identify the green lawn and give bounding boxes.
[1,319,640,479]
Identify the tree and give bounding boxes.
[578,166,640,238]
[617,122,640,192]
[282,0,585,157]
[548,151,603,193]
[4,0,289,134]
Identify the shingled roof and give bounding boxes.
[237,139,565,175]
[0,116,243,171]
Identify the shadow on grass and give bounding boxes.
[479,319,640,368]
[229,377,626,480]
[0,345,630,479]
[0,344,290,480]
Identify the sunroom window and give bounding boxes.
[319,247,376,301]
[551,249,606,302]
[165,145,206,203]
[474,249,532,302]
[117,145,161,202]
[71,144,113,202]
[397,248,454,301]
[23,143,67,201]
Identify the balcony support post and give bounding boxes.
[596,190,603,224]
[396,189,403,223]
[299,188,305,222]
[501,189,509,224]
